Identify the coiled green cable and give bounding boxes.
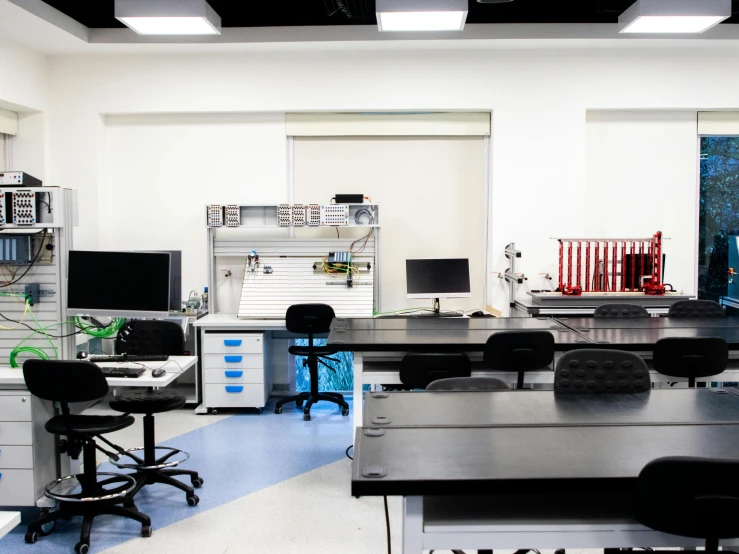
[74,316,125,338]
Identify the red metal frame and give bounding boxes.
[557,231,664,296]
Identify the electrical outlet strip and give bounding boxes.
[291,204,306,226]
[320,204,348,226]
[278,204,292,227]
[307,204,321,226]
[207,205,223,227]
[225,205,240,227]
[12,191,36,226]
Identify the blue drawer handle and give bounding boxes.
[224,356,243,363]
[225,371,243,378]
[225,386,243,393]
[224,340,242,347]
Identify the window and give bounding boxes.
[293,338,354,392]
[698,137,739,308]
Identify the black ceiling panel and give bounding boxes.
[39,0,739,29]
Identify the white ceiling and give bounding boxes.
[5,0,739,56]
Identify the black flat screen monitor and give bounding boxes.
[406,258,471,299]
[135,250,181,311]
[67,251,171,318]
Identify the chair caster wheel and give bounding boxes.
[256,407,263,414]
[275,406,282,414]
[141,525,153,538]
[25,531,39,544]
[342,406,350,416]
[211,409,218,415]
[187,494,200,507]
[296,399,304,408]
[75,542,90,554]
[303,413,311,421]
[191,477,204,488]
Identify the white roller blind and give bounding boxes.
[287,113,490,137]
[698,112,739,136]
[293,136,486,313]
[0,109,18,136]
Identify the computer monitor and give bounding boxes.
[67,251,171,318]
[406,258,471,312]
[135,250,181,311]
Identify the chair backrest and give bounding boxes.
[484,331,555,371]
[653,337,728,380]
[426,376,510,391]
[400,353,471,389]
[594,303,650,319]
[23,360,109,403]
[668,300,725,318]
[285,304,335,336]
[555,349,651,393]
[637,457,739,542]
[115,320,185,356]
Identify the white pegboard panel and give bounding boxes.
[226,237,376,319]
[237,256,374,319]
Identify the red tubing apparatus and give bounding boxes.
[558,231,664,296]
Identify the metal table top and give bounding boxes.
[362,388,739,428]
[352,423,739,497]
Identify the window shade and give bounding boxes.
[293,136,487,313]
[698,112,739,136]
[0,109,18,136]
[286,113,490,137]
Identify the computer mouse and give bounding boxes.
[151,368,166,378]
[470,311,485,317]
[76,351,89,360]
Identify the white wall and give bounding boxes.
[103,113,287,295]
[45,47,739,314]
[0,36,47,112]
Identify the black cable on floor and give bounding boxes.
[383,495,391,554]
[345,445,354,460]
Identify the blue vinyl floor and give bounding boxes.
[0,397,353,553]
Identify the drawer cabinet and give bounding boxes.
[0,391,57,508]
[201,332,272,412]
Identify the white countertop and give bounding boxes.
[194,314,286,329]
[0,356,197,388]
[0,511,20,539]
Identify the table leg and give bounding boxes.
[403,496,423,554]
[353,351,364,431]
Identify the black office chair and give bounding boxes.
[594,303,650,319]
[275,304,350,421]
[668,300,725,318]
[108,320,203,506]
[400,353,474,389]
[115,319,185,355]
[653,337,728,388]
[637,456,739,553]
[23,361,152,554]
[555,349,651,393]
[484,331,555,389]
[427,376,509,391]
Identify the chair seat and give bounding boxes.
[109,390,187,414]
[45,414,135,436]
[288,345,338,357]
[427,377,510,391]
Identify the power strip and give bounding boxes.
[0,194,5,226]
[207,205,223,227]
[307,204,321,226]
[12,191,36,226]
[291,204,306,226]
[278,204,291,227]
[320,204,348,226]
[225,205,240,227]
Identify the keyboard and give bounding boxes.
[88,354,169,363]
[381,312,462,319]
[99,367,146,378]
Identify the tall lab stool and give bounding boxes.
[637,456,739,553]
[23,361,152,554]
[484,331,555,389]
[109,391,203,506]
[653,337,728,388]
[108,320,203,505]
[275,304,350,421]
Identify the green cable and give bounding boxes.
[9,347,49,368]
[27,301,58,360]
[74,316,125,338]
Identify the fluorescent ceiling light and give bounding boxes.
[115,0,221,36]
[376,0,468,32]
[619,0,730,34]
